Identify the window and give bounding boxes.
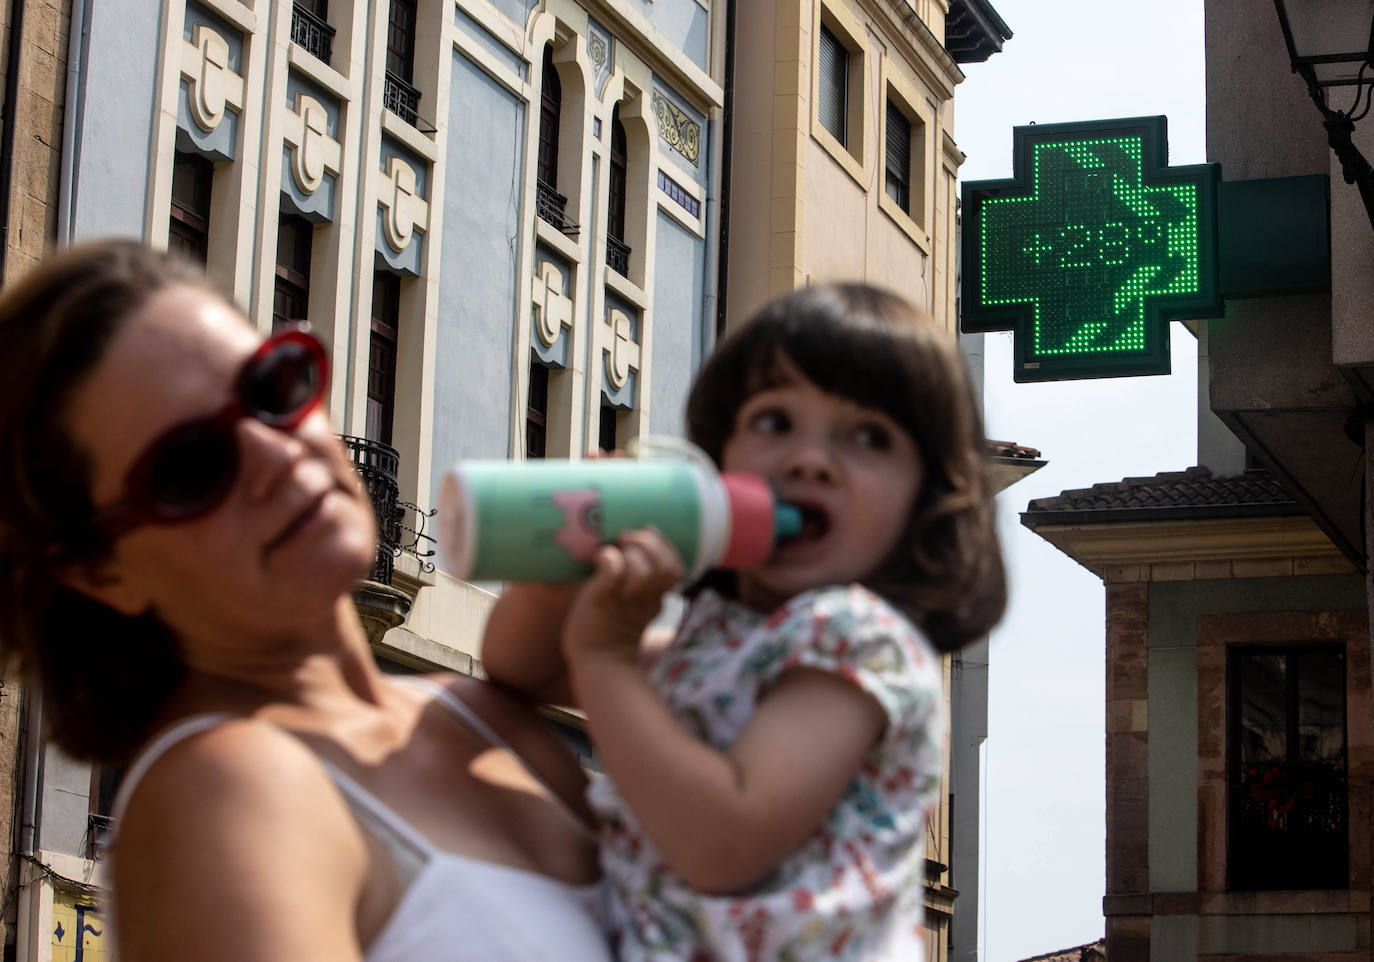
[537,46,561,191]
[385,0,416,82]
[607,107,629,276]
[272,213,313,332]
[367,272,400,446]
[598,403,617,453]
[817,23,848,146]
[526,361,548,459]
[169,152,212,263]
[1229,645,1348,890]
[885,99,911,213]
[291,0,333,64]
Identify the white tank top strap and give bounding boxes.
[389,675,513,753]
[111,713,234,823]
[389,675,595,839]
[312,757,438,859]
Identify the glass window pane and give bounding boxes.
[817,25,847,145]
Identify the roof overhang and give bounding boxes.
[1021,514,1353,580]
[989,455,1046,494]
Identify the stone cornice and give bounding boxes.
[863,0,966,100]
[1025,514,1354,580]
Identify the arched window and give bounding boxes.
[537,46,561,191]
[606,106,629,276]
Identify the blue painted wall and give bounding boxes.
[432,49,527,492]
[629,0,708,70]
[71,0,165,239]
[650,212,706,437]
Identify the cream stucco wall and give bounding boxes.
[725,0,962,330]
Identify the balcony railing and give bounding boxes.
[339,435,439,585]
[536,179,580,237]
[341,434,401,584]
[607,234,631,276]
[290,3,334,64]
[383,71,437,133]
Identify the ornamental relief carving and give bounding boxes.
[182,23,244,133]
[652,90,700,166]
[601,308,640,392]
[532,261,573,349]
[379,155,429,251]
[287,94,340,195]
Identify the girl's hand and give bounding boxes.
[562,528,683,665]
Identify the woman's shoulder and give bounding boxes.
[118,715,354,831]
[112,717,370,958]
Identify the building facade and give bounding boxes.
[723,2,1013,958]
[1020,1,1374,960]
[2,1,1018,959]
[10,1,724,958]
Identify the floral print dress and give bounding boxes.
[587,584,945,962]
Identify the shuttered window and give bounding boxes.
[885,100,911,212]
[817,24,847,145]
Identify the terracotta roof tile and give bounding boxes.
[1018,939,1106,962]
[1022,465,1301,525]
[988,438,1042,460]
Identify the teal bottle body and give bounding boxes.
[437,460,798,582]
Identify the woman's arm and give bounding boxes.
[562,533,887,895]
[114,721,370,962]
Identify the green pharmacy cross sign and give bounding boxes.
[962,116,1222,382]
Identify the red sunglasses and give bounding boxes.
[89,327,330,540]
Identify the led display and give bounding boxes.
[961,116,1221,382]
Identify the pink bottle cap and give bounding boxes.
[720,473,778,567]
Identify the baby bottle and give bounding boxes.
[437,453,801,582]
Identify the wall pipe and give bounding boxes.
[711,0,736,341]
[56,0,90,246]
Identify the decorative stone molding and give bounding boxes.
[182,23,244,133]
[285,93,340,194]
[652,89,700,166]
[1030,515,1353,581]
[378,155,429,251]
[601,307,641,392]
[587,20,611,93]
[532,261,573,349]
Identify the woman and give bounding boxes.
[0,239,612,961]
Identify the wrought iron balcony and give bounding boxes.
[290,3,334,64]
[606,234,631,276]
[383,71,437,133]
[340,434,401,584]
[536,179,580,237]
[339,435,438,587]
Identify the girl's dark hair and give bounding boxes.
[686,283,1006,653]
[0,239,214,761]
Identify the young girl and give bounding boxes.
[482,282,1006,961]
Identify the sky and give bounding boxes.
[951,2,1207,960]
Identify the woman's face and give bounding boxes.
[64,283,376,641]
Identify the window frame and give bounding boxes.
[810,4,867,186]
[366,271,401,447]
[385,0,417,83]
[526,359,549,459]
[537,45,562,191]
[169,151,213,264]
[272,212,314,332]
[877,63,933,253]
[1226,643,1349,892]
